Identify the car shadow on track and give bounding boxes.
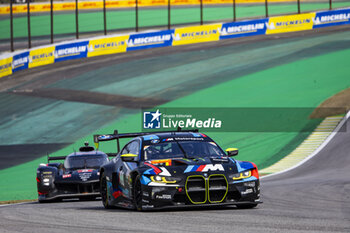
[75,204,261,213]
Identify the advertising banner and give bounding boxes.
[87,35,129,57]
[0,57,12,78]
[266,13,315,34]
[55,41,89,62]
[28,46,55,68]
[172,24,222,46]
[127,30,174,51]
[220,19,268,40]
[313,9,350,28]
[0,0,290,14]
[12,52,29,73]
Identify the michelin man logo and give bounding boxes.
[143,109,162,129]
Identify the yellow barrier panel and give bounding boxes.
[172,24,221,46]
[0,57,12,78]
[266,13,316,34]
[87,35,129,57]
[28,46,55,68]
[0,0,293,14]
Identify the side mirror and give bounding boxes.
[226,148,238,157]
[121,153,138,162]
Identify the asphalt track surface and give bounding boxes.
[0,116,349,232]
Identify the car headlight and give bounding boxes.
[231,170,251,180]
[150,176,179,184]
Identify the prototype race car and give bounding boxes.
[94,129,262,210]
[36,142,109,202]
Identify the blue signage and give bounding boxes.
[220,19,268,40]
[54,41,89,62]
[127,30,174,51]
[314,9,350,28]
[12,52,29,73]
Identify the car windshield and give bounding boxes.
[143,141,225,161]
[64,154,109,170]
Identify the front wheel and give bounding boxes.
[133,175,143,211]
[100,172,112,209]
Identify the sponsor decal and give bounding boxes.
[143,191,150,197]
[172,24,221,46]
[244,181,256,187]
[119,170,125,186]
[127,30,174,51]
[266,13,315,34]
[42,171,53,174]
[79,172,92,181]
[78,169,93,173]
[12,52,29,72]
[162,138,174,142]
[87,35,129,57]
[155,194,172,200]
[142,204,154,209]
[184,164,225,173]
[0,57,13,78]
[313,9,350,28]
[174,137,204,141]
[220,19,268,39]
[54,41,89,62]
[241,188,253,195]
[211,157,229,162]
[28,46,55,68]
[98,134,114,140]
[150,159,172,166]
[62,174,71,179]
[151,139,160,144]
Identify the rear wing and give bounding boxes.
[94,128,199,153]
[47,155,67,163]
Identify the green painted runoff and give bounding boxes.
[1,45,350,201]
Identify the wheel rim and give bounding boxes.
[134,178,142,210]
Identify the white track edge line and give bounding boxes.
[0,201,36,207]
[261,112,349,180]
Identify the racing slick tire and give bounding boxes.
[100,172,112,209]
[133,175,143,211]
[235,203,258,209]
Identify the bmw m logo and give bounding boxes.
[143,109,162,129]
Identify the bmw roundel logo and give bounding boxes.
[203,173,208,177]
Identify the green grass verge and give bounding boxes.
[1,3,350,40]
[1,46,350,201]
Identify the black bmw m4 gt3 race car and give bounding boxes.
[36,143,109,202]
[94,129,262,210]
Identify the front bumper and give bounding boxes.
[140,177,261,210]
[38,181,100,201]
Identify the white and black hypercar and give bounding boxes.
[36,143,109,202]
